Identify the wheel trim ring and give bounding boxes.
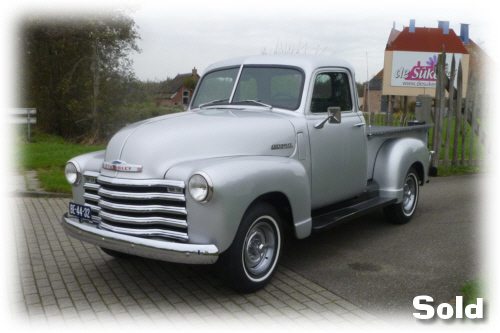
[242,215,281,282]
[402,173,418,216]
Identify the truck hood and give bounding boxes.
[101,109,297,179]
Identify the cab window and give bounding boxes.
[310,72,353,113]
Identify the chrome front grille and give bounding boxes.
[82,171,188,242]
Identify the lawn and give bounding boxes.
[15,131,106,193]
[460,279,484,308]
[429,118,486,161]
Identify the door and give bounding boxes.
[306,69,367,209]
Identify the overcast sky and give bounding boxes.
[127,0,493,83]
[2,0,493,85]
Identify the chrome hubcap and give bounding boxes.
[402,174,417,215]
[244,219,276,276]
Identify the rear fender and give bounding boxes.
[372,138,430,202]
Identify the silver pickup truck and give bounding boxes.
[61,55,434,292]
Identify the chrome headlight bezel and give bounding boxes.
[65,161,82,186]
[188,171,213,203]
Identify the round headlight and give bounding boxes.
[188,172,213,203]
[65,162,82,185]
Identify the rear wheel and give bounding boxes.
[219,202,283,293]
[384,167,420,224]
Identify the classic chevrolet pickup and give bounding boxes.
[62,55,434,292]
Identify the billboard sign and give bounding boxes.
[391,51,461,88]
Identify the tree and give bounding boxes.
[183,76,200,95]
[356,81,365,97]
[20,10,140,141]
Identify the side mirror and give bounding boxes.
[327,107,341,124]
[314,107,341,129]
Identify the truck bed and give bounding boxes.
[367,124,433,137]
[365,124,433,181]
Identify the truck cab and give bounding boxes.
[62,55,433,292]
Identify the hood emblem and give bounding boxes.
[271,143,294,150]
[102,160,143,172]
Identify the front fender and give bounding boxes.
[372,138,430,202]
[68,150,105,204]
[165,156,312,253]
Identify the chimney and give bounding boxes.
[192,67,198,77]
[438,21,449,34]
[409,19,416,33]
[460,24,470,44]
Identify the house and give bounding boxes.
[366,20,487,113]
[155,68,200,107]
[363,69,385,112]
[382,20,471,98]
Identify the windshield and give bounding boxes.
[191,66,304,110]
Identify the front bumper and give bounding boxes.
[61,213,219,264]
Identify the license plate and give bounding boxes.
[69,202,92,220]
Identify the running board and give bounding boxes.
[312,196,397,233]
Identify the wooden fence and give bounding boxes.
[431,47,488,167]
[362,111,416,127]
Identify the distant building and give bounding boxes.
[155,68,200,107]
[363,69,385,113]
[382,20,470,98]
[365,20,487,113]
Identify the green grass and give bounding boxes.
[460,279,484,307]
[436,165,485,177]
[429,118,486,161]
[16,131,105,193]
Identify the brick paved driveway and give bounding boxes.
[7,197,383,329]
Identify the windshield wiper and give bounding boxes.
[233,100,273,109]
[198,99,229,108]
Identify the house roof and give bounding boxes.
[386,28,401,48]
[367,69,384,90]
[386,27,469,54]
[164,73,193,94]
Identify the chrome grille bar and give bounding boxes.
[99,208,187,228]
[98,176,185,189]
[98,188,185,201]
[99,221,189,241]
[82,172,188,242]
[84,193,101,202]
[84,202,101,213]
[99,200,187,216]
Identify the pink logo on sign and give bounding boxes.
[407,55,438,81]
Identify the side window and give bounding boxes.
[310,72,353,113]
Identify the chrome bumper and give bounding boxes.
[61,213,219,264]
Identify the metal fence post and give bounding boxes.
[415,95,432,123]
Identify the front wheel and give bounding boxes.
[384,167,420,224]
[219,202,283,293]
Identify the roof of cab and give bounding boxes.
[203,54,355,76]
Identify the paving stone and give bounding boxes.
[7,197,383,328]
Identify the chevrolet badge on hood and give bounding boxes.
[102,160,143,172]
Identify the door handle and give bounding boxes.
[353,123,365,127]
